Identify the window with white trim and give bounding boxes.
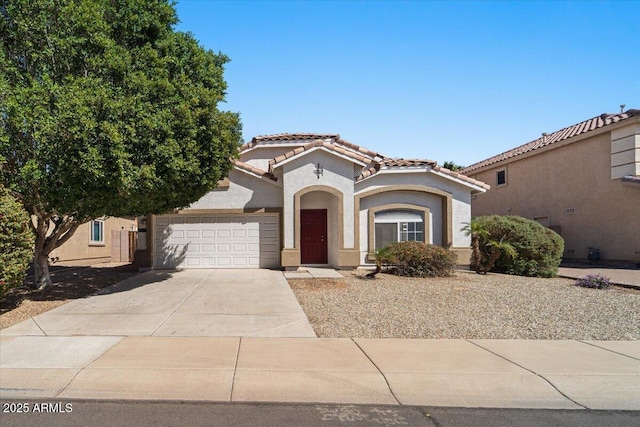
[374,210,424,249]
[90,219,104,244]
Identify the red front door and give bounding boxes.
[301,209,327,264]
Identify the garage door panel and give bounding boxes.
[217,229,231,238]
[154,213,280,269]
[185,258,201,266]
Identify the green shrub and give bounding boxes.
[474,215,564,277]
[0,187,35,300]
[384,241,457,277]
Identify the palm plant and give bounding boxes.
[461,220,489,271]
[366,246,393,279]
[478,237,517,274]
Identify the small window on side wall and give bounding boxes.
[496,168,507,187]
[90,219,104,244]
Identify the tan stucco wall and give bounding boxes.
[51,217,136,264]
[469,130,640,262]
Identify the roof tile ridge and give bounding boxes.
[462,109,639,174]
[335,138,383,159]
[232,158,277,181]
[433,165,490,190]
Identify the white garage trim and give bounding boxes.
[154,213,280,269]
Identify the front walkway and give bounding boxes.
[0,269,316,338]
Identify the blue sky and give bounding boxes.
[174,0,639,167]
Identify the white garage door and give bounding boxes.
[154,213,280,269]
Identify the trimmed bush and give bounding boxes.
[474,215,564,277]
[575,274,612,289]
[384,241,457,277]
[0,187,35,300]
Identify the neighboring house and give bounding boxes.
[50,217,137,265]
[140,134,488,270]
[461,109,640,263]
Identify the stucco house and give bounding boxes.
[139,134,488,270]
[50,217,137,265]
[461,109,640,264]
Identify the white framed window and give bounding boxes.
[90,219,104,244]
[374,210,424,249]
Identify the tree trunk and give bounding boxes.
[480,250,502,274]
[470,236,481,272]
[33,250,52,290]
[30,213,82,290]
[365,264,381,279]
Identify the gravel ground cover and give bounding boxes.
[289,270,640,340]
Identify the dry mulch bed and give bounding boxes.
[0,263,140,330]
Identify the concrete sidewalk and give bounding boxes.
[1,337,638,410]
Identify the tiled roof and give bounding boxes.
[231,159,277,181]
[269,140,371,170]
[461,109,639,174]
[241,133,340,151]
[356,158,435,181]
[356,160,490,190]
[432,166,491,190]
[254,133,340,142]
[237,132,488,190]
[381,158,437,168]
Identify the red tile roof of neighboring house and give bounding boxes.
[230,159,277,181]
[461,109,640,174]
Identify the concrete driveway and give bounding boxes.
[0,269,316,337]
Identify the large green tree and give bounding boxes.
[0,0,241,289]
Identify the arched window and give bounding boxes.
[374,210,424,249]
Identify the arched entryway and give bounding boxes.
[295,186,344,266]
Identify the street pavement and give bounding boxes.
[1,400,639,427]
[1,269,639,414]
